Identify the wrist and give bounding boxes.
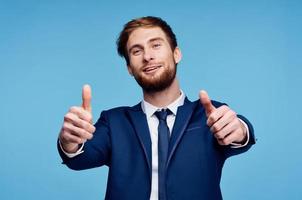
[235,122,248,144]
[61,142,80,153]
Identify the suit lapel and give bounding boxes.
[167,98,197,167]
[126,103,152,178]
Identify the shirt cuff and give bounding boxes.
[230,118,250,148]
[59,140,85,158]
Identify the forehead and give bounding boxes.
[127,27,168,49]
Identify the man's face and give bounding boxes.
[126,27,181,92]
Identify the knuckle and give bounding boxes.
[62,122,70,131]
[77,128,84,136]
[85,124,94,133]
[208,115,215,123]
[64,113,71,121]
[70,106,81,113]
[69,106,76,112]
[87,133,93,140]
[80,129,88,137]
[86,114,92,122]
[217,138,225,145]
[214,133,221,140]
[221,105,229,111]
[215,133,222,140]
[83,122,89,130]
[221,105,227,109]
[62,134,72,143]
[91,126,96,133]
[88,125,95,133]
[212,124,220,132]
[222,139,229,145]
[76,138,83,144]
[230,110,237,116]
[59,133,66,142]
[216,133,224,140]
[62,122,67,128]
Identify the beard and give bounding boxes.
[132,64,177,93]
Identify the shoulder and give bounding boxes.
[93,105,133,127]
[96,102,141,119]
[99,105,133,117]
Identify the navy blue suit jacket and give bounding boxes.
[58,98,255,200]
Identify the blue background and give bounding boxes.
[1,0,301,199]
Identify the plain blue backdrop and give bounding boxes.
[1,0,301,199]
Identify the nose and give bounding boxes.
[143,49,154,62]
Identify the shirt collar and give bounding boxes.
[141,90,185,119]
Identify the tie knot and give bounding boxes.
[155,109,171,121]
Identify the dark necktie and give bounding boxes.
[155,109,171,200]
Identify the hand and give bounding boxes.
[59,84,96,153]
[199,90,247,146]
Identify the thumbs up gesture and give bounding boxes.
[59,84,96,153]
[199,90,247,146]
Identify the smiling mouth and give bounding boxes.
[143,65,162,74]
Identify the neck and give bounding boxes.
[143,78,181,108]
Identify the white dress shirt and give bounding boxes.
[60,91,250,200]
[141,91,185,200]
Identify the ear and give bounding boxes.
[173,47,182,64]
[127,65,134,76]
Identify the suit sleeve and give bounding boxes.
[57,111,112,170]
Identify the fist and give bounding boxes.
[59,84,96,153]
[199,90,247,146]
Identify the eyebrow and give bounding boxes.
[149,37,164,43]
[128,37,165,53]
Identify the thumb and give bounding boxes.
[199,90,215,117]
[82,84,92,113]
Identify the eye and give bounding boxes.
[152,43,161,49]
[132,48,142,56]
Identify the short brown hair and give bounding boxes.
[117,16,178,65]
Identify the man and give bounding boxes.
[58,16,255,200]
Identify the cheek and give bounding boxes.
[164,53,176,65]
[160,48,174,61]
[128,59,142,73]
[129,55,142,65]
